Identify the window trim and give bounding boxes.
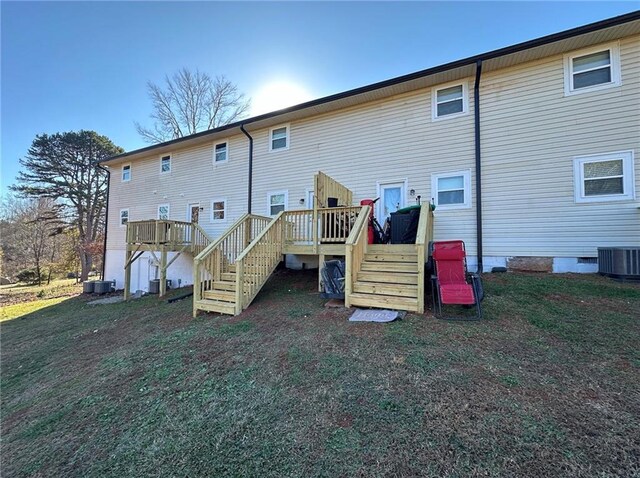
[573,150,634,203]
[119,208,129,227]
[267,190,288,216]
[121,164,131,182]
[563,42,621,96]
[157,203,170,220]
[213,140,229,164]
[159,154,172,174]
[432,81,469,121]
[431,170,472,210]
[269,124,290,152]
[210,198,227,222]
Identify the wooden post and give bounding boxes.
[235,259,244,315]
[244,217,252,249]
[344,246,352,307]
[318,253,325,292]
[193,258,199,318]
[159,247,167,297]
[124,249,132,300]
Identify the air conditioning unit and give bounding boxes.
[597,247,640,280]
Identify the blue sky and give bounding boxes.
[1,2,637,195]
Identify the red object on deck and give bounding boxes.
[360,199,376,244]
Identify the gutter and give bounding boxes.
[474,59,483,274]
[240,125,253,214]
[96,163,111,281]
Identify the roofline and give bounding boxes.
[102,10,640,164]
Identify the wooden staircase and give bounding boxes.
[193,213,283,316]
[348,245,421,312]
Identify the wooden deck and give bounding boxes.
[191,171,434,316]
[124,171,434,315]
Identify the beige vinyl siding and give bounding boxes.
[250,82,478,254]
[481,35,640,257]
[106,137,249,251]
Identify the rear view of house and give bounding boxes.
[100,12,640,313]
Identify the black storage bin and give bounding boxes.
[390,209,420,244]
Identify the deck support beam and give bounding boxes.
[124,249,132,300]
[159,247,168,297]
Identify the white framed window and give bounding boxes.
[160,154,171,173]
[211,198,227,221]
[432,82,468,120]
[564,43,621,96]
[431,170,471,209]
[122,164,131,182]
[119,208,129,226]
[267,191,288,215]
[269,124,289,151]
[157,204,170,220]
[573,151,634,203]
[214,141,228,163]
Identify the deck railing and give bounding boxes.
[127,219,193,246]
[193,213,271,313]
[282,206,362,246]
[344,205,371,307]
[191,224,212,256]
[234,212,284,314]
[415,203,434,314]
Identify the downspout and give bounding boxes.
[240,125,253,214]
[96,163,110,281]
[474,59,483,274]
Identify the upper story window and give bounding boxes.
[564,43,621,96]
[432,82,468,120]
[270,125,289,151]
[157,204,170,220]
[211,198,227,221]
[122,164,131,182]
[268,191,287,215]
[573,151,634,203]
[120,209,129,226]
[214,141,228,163]
[160,154,171,173]
[431,170,471,209]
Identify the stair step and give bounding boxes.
[361,262,418,273]
[353,282,418,298]
[348,293,419,312]
[364,253,417,263]
[367,244,416,254]
[221,272,236,281]
[358,271,418,285]
[195,299,236,315]
[203,290,236,302]
[212,281,236,291]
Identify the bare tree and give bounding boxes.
[135,68,251,143]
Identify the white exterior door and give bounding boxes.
[377,182,405,224]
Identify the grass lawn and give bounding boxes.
[1,270,639,477]
[0,279,82,322]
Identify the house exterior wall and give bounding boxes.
[104,33,640,289]
[481,35,639,268]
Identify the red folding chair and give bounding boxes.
[430,240,483,320]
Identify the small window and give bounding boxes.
[214,141,228,163]
[157,204,170,220]
[564,43,620,95]
[573,151,634,203]
[270,125,289,151]
[120,209,129,226]
[431,170,471,209]
[432,82,468,120]
[268,191,287,215]
[211,199,227,221]
[160,154,171,173]
[122,164,131,182]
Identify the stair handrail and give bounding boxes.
[191,223,212,255]
[344,205,371,307]
[234,211,285,314]
[194,213,250,262]
[414,203,433,314]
